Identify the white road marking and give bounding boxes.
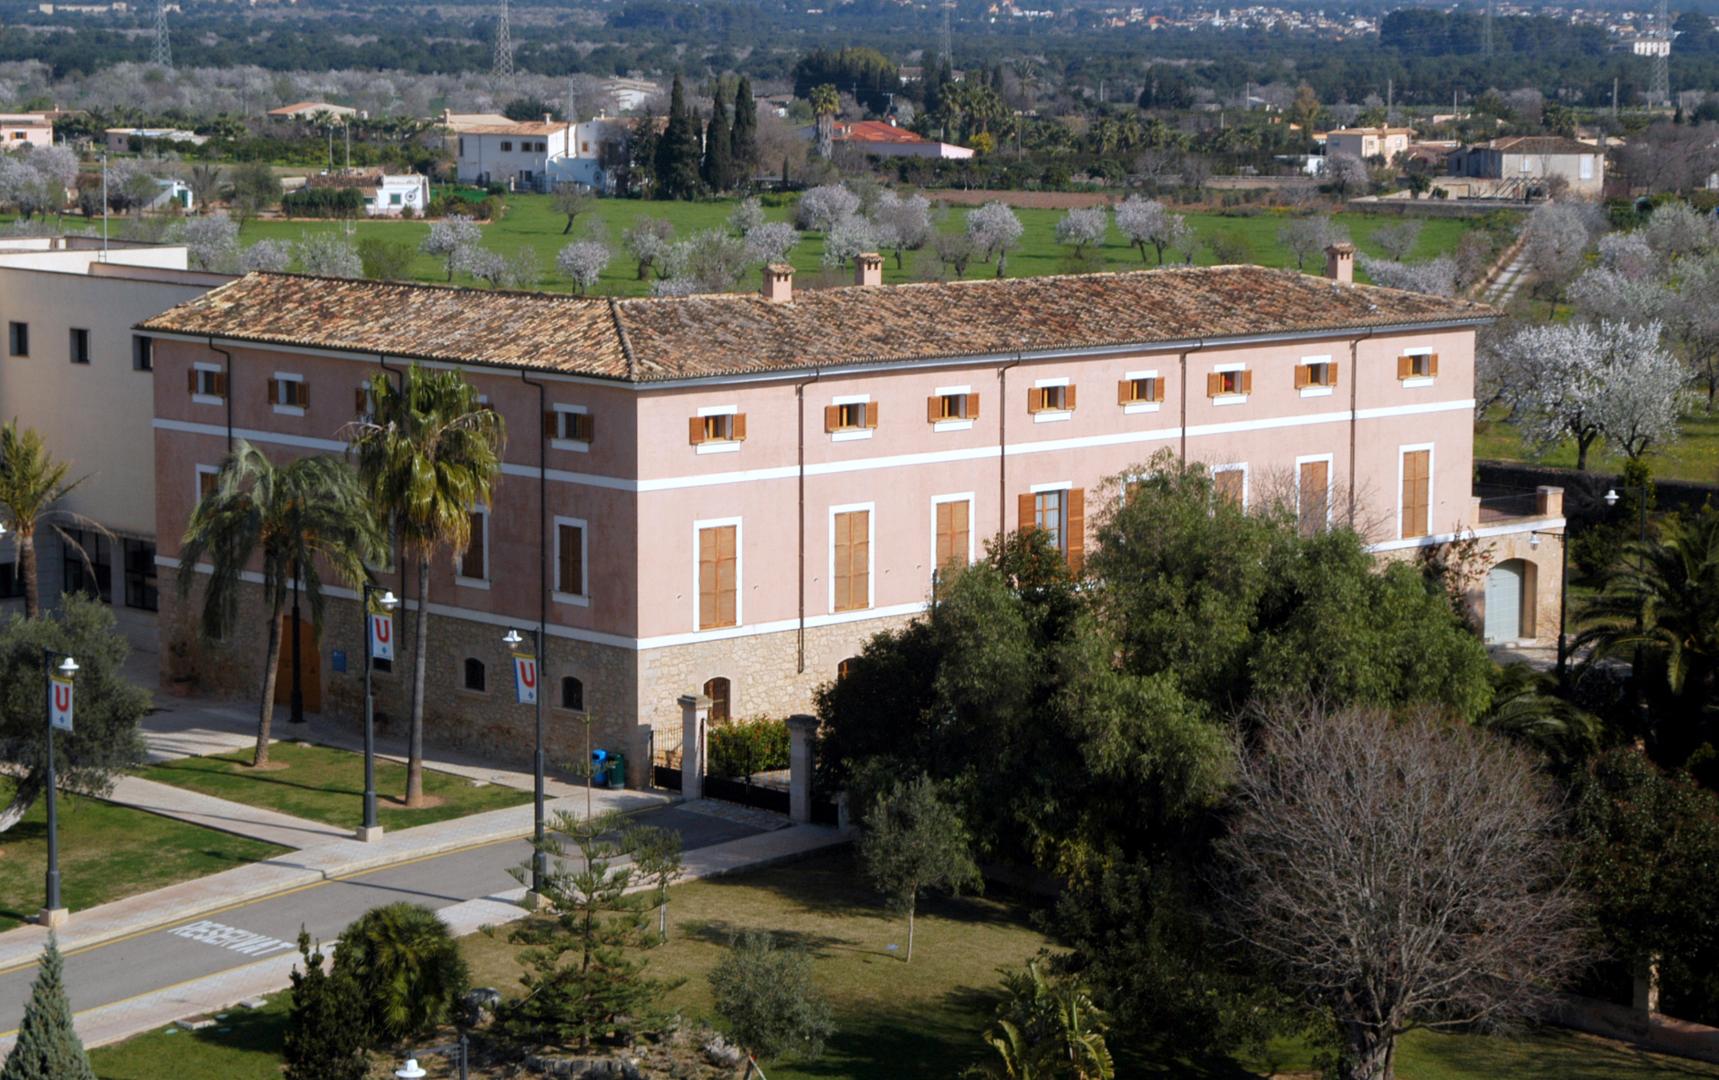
[165,920,296,957]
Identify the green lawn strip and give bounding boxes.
[0,779,284,932]
[89,994,289,1080]
[238,195,1488,297]
[142,740,530,832]
[1476,410,1719,487]
[1393,1026,1719,1079]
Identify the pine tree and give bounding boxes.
[654,74,704,200]
[730,77,759,182]
[702,84,734,193]
[1,935,95,1080]
[283,931,368,1080]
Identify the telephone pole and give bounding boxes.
[152,0,172,68]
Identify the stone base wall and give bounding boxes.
[159,568,276,702]
[1375,530,1565,646]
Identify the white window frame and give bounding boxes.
[1033,376,1072,423]
[1213,361,1249,407]
[929,492,976,578]
[553,515,590,606]
[827,502,876,614]
[933,384,973,432]
[830,393,873,442]
[1401,346,1436,389]
[192,361,224,406]
[1397,443,1436,540]
[272,371,306,417]
[454,505,490,589]
[1028,482,1071,554]
[696,403,741,455]
[1123,369,1162,414]
[551,403,591,453]
[355,381,377,423]
[1212,462,1249,509]
[1299,354,1335,399]
[1294,453,1335,528]
[692,516,744,632]
[194,464,220,503]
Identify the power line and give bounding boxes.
[494,0,515,82]
[152,0,172,69]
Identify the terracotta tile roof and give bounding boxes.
[1485,136,1601,156]
[837,121,932,145]
[463,121,563,136]
[139,267,1496,384]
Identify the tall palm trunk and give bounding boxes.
[255,595,285,766]
[406,554,430,807]
[16,528,37,619]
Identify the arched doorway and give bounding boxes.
[1484,559,1535,643]
[703,676,731,724]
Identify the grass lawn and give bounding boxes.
[234,193,1493,297]
[82,848,1719,1080]
[1475,409,1719,487]
[0,780,283,932]
[142,740,531,832]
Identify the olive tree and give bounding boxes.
[857,774,981,962]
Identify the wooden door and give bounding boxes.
[273,612,322,713]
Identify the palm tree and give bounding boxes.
[970,960,1114,1080]
[810,83,840,160]
[338,901,470,1044]
[0,420,89,619]
[348,366,504,807]
[1574,505,1719,758]
[178,443,379,767]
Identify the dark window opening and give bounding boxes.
[122,538,157,612]
[463,657,486,692]
[69,328,90,365]
[561,676,584,712]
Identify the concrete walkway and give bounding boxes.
[105,774,349,848]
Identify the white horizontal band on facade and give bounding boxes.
[1364,516,1565,553]
[154,397,1477,497]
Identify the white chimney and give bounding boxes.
[1324,241,1355,284]
[763,263,794,303]
[854,252,883,287]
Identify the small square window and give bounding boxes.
[555,410,594,443]
[9,322,28,357]
[934,393,968,420]
[69,328,90,365]
[1298,361,1335,388]
[132,335,153,371]
[191,366,226,399]
[833,402,868,430]
[1121,377,1159,404]
[271,376,308,410]
[702,414,736,442]
[1039,385,1068,411]
[500,140,513,152]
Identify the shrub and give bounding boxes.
[281,186,364,218]
[334,902,469,1045]
[708,716,790,780]
[709,931,834,1062]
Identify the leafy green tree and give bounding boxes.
[229,159,281,224]
[0,421,88,619]
[501,809,672,1049]
[178,443,379,767]
[349,367,503,805]
[357,235,413,281]
[730,77,759,180]
[708,931,834,1073]
[0,595,148,832]
[654,75,703,200]
[624,823,684,941]
[0,935,94,1080]
[335,902,469,1045]
[858,774,982,961]
[284,931,368,1080]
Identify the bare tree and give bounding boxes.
[1372,219,1423,261]
[551,183,595,236]
[1277,214,1344,271]
[1217,703,1584,1080]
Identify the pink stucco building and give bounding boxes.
[140,247,1564,783]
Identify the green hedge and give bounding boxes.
[709,717,790,781]
[281,186,365,217]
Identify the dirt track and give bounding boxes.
[922,189,1118,209]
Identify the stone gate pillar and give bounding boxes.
[787,714,819,824]
[679,693,710,801]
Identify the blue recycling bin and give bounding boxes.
[590,748,609,782]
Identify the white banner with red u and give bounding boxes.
[513,653,538,705]
[49,674,74,733]
[368,608,395,661]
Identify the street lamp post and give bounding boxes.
[503,627,546,898]
[359,583,398,842]
[1605,486,1651,717]
[1529,529,1569,683]
[41,649,77,928]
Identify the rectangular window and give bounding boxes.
[132,335,153,371]
[1028,384,1075,413]
[500,140,513,152]
[196,465,220,503]
[69,328,90,365]
[824,401,877,433]
[934,497,971,570]
[689,411,746,446]
[8,322,27,357]
[1401,449,1431,539]
[122,538,158,612]
[1213,467,1246,508]
[546,408,594,444]
[1295,360,1337,389]
[190,365,226,401]
[556,519,587,600]
[354,384,377,421]
[1397,353,1438,381]
[389,192,402,205]
[697,524,738,630]
[1297,459,1330,536]
[928,392,978,422]
[457,509,488,582]
[1020,486,1085,570]
[268,375,308,412]
[1118,376,1162,405]
[61,528,111,603]
[1207,369,1251,398]
[831,508,872,613]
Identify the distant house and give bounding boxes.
[267,101,363,123]
[0,112,55,149]
[1451,136,1606,198]
[1321,126,1415,163]
[454,116,572,193]
[438,109,516,155]
[599,78,661,113]
[148,178,194,212]
[104,127,206,154]
[304,168,429,216]
[815,119,975,160]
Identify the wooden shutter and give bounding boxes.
[557,523,583,595]
[1066,488,1085,572]
[545,410,560,439]
[1239,370,1253,394]
[1206,372,1223,397]
[698,528,717,625]
[266,377,280,404]
[293,381,309,408]
[864,403,878,429]
[1328,361,1340,387]
[1064,385,1077,410]
[1215,469,1244,507]
[1018,492,1035,532]
[1027,387,1044,413]
[1427,352,1440,377]
[833,510,870,611]
[1397,355,1413,379]
[965,392,980,419]
[1149,377,1164,402]
[1294,364,1309,389]
[212,371,227,397]
[575,413,594,442]
[732,413,746,441]
[187,368,198,394]
[698,525,738,629]
[688,416,706,445]
[1118,379,1133,405]
[1298,460,1329,536]
[1402,450,1430,538]
[824,405,841,432]
[936,500,970,568]
[927,395,941,423]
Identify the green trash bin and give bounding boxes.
[606,754,626,789]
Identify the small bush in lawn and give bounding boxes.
[708,716,790,781]
[335,902,469,1046]
[709,931,834,1068]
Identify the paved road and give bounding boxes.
[0,806,761,1034]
